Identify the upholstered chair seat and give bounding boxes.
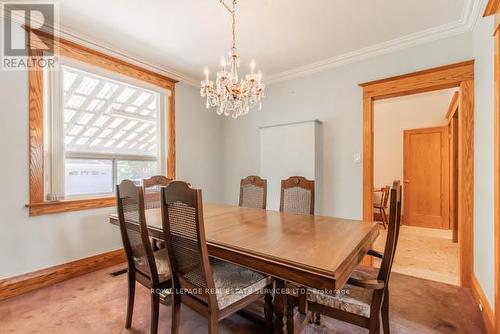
[210,258,272,309]
[135,249,171,282]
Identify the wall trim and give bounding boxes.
[483,0,500,16]
[0,249,126,301]
[267,0,482,84]
[1,10,199,86]
[2,1,482,87]
[471,274,495,333]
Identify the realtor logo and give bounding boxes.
[1,2,57,70]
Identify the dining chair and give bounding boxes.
[143,175,173,210]
[286,180,402,334]
[239,175,267,209]
[143,175,173,250]
[116,180,172,334]
[280,176,315,215]
[160,181,274,334]
[373,185,390,229]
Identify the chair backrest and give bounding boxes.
[381,185,390,207]
[239,175,267,209]
[377,180,402,284]
[143,175,173,209]
[116,180,160,285]
[280,176,315,215]
[160,181,216,306]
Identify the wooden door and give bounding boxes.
[403,126,450,229]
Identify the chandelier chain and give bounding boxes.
[232,0,236,50]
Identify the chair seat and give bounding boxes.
[308,285,373,318]
[373,204,386,209]
[287,266,377,319]
[135,249,171,282]
[352,265,379,280]
[210,258,272,310]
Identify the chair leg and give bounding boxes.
[382,290,390,334]
[264,288,274,333]
[369,312,381,334]
[125,272,135,329]
[314,313,321,325]
[286,300,295,334]
[150,291,160,334]
[171,293,180,334]
[208,313,218,334]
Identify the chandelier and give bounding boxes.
[200,0,265,119]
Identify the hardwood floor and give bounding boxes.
[373,225,459,285]
[0,263,485,333]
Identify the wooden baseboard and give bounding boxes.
[0,249,126,301]
[470,273,495,334]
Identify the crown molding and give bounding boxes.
[2,0,484,87]
[266,0,483,84]
[52,26,200,87]
[0,7,199,86]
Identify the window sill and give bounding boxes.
[27,197,116,216]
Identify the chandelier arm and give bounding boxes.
[218,0,233,14]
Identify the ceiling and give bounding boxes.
[53,0,479,84]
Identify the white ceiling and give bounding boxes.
[54,0,479,84]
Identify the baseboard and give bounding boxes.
[470,273,495,334]
[0,249,126,301]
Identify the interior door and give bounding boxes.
[403,126,450,229]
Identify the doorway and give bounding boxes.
[372,89,458,285]
[360,60,474,287]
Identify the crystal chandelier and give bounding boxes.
[200,0,265,119]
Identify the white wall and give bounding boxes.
[260,120,321,212]
[0,69,224,277]
[472,14,495,307]
[221,33,473,220]
[374,89,455,190]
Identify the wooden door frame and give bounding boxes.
[485,7,500,333]
[402,126,450,230]
[447,93,460,243]
[360,60,474,287]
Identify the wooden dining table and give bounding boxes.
[109,202,379,324]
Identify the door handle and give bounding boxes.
[404,180,410,183]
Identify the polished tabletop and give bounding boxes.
[110,203,379,289]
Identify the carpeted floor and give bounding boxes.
[0,264,485,334]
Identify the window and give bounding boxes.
[45,63,167,199]
[27,30,176,215]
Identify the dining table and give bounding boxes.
[108,202,379,327]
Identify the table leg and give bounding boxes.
[273,279,287,333]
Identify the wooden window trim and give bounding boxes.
[26,28,177,216]
[359,60,475,287]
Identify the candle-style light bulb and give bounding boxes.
[204,67,209,81]
[257,71,262,84]
[250,60,255,74]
